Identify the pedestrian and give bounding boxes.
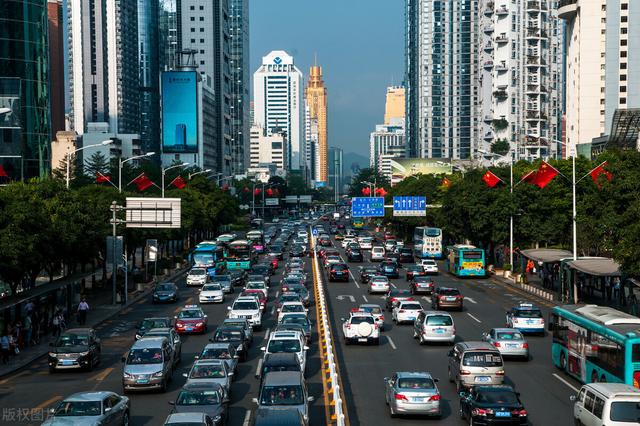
[52,311,62,337]
[24,300,35,316]
[23,314,32,348]
[613,277,621,301]
[77,298,89,326]
[0,332,10,364]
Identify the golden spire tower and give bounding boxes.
[306,64,328,183]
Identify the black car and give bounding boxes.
[378,260,399,278]
[398,248,414,263]
[229,270,247,287]
[278,313,312,343]
[410,276,436,295]
[248,272,270,286]
[289,245,306,258]
[170,382,229,425]
[384,289,413,311]
[359,266,378,284]
[347,249,364,262]
[267,245,284,260]
[329,226,338,235]
[317,235,332,246]
[210,326,250,361]
[152,282,179,303]
[329,263,350,282]
[459,385,528,425]
[136,316,172,340]
[251,264,273,277]
[255,353,302,384]
[48,328,101,372]
[405,264,426,281]
[281,283,310,307]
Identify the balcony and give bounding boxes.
[495,62,508,73]
[558,0,578,20]
[493,90,508,101]
[496,6,508,17]
[483,115,494,123]
[484,2,494,16]
[497,83,508,90]
[484,42,494,52]
[484,131,495,141]
[526,1,541,13]
[495,34,509,44]
[483,60,494,70]
[484,25,494,34]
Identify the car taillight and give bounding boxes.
[330,269,336,273]
[472,408,492,416]
[379,316,384,321]
[428,394,440,401]
[496,370,505,376]
[373,324,379,329]
[512,409,527,417]
[493,341,501,347]
[399,309,405,313]
[439,295,446,300]
[460,370,471,375]
[457,296,463,300]
[394,393,408,401]
[522,342,529,349]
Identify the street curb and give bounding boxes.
[0,266,190,380]
[490,275,558,304]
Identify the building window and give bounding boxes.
[620,86,627,92]
[620,98,627,104]
[200,28,204,32]
[191,28,195,32]
[190,5,194,10]
[621,3,628,10]
[200,17,204,21]
[200,49,205,54]
[190,17,195,21]
[200,39,204,43]
[199,5,204,10]
[191,38,195,43]
[200,60,205,65]
[621,39,628,46]
[621,63,627,70]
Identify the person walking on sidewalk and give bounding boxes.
[23,314,32,348]
[0,333,10,364]
[77,298,89,326]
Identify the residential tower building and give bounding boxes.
[249,124,288,172]
[384,86,405,125]
[48,0,65,137]
[229,0,250,173]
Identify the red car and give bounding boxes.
[174,305,208,334]
[241,289,267,310]
[384,233,396,241]
[267,256,279,270]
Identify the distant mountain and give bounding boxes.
[343,151,369,176]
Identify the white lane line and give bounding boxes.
[465,297,477,304]
[349,271,360,288]
[467,313,482,323]
[552,373,579,392]
[362,295,369,302]
[386,335,397,350]
[270,306,275,316]
[275,290,280,298]
[390,282,397,288]
[264,328,271,340]
[421,296,431,303]
[242,410,252,426]
[255,358,263,379]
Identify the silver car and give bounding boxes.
[141,328,182,365]
[43,391,130,426]
[384,372,441,418]
[482,328,529,359]
[368,275,390,294]
[413,311,456,344]
[253,371,314,422]
[183,359,234,393]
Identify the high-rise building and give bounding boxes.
[560,0,640,153]
[253,50,304,171]
[370,122,406,171]
[305,65,328,183]
[159,0,179,71]
[384,86,405,125]
[0,0,51,178]
[68,0,140,136]
[229,0,250,174]
[405,0,480,159]
[479,0,562,160]
[249,124,288,172]
[138,0,161,156]
[328,146,343,198]
[304,102,321,183]
[48,0,65,137]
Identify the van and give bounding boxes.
[447,341,504,391]
[371,246,386,262]
[253,371,314,422]
[122,336,174,392]
[571,383,640,426]
[414,311,455,344]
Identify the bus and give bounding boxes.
[446,245,486,277]
[190,242,226,277]
[550,304,640,388]
[225,240,255,270]
[352,218,365,230]
[246,230,265,254]
[413,227,443,259]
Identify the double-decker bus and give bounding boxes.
[446,244,486,277]
[550,304,640,387]
[413,227,443,259]
[190,242,225,277]
[225,240,254,270]
[246,230,265,254]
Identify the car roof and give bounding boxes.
[583,382,640,397]
[492,327,523,334]
[263,370,304,386]
[165,412,209,422]
[63,328,92,335]
[263,352,300,365]
[64,391,116,402]
[474,385,516,393]
[222,318,249,325]
[360,303,382,309]
[281,301,304,306]
[131,336,168,348]
[181,381,224,392]
[270,330,303,339]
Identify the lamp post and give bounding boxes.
[118,152,156,193]
[162,162,189,197]
[188,168,212,180]
[66,140,114,189]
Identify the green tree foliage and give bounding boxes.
[491,139,511,156]
[85,151,110,177]
[347,167,390,197]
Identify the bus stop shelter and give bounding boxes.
[519,249,573,290]
[561,257,622,304]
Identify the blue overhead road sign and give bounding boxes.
[393,196,427,216]
[351,197,385,218]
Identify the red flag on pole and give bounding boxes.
[374,187,387,196]
[361,187,371,196]
[589,161,613,189]
[521,170,537,184]
[0,165,8,178]
[132,173,153,191]
[222,183,230,191]
[96,172,111,183]
[532,161,559,188]
[243,186,250,193]
[170,175,186,189]
[266,188,274,196]
[253,188,262,196]
[482,170,502,188]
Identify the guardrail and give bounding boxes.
[310,228,348,426]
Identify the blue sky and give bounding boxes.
[250,0,404,159]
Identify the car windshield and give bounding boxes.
[145,332,170,340]
[361,306,382,315]
[497,331,524,340]
[252,266,269,273]
[463,352,503,367]
[439,289,460,296]
[414,277,432,282]
[333,264,348,271]
[390,290,411,297]
[233,302,258,310]
[141,319,169,329]
[280,295,300,303]
[127,348,163,364]
[247,282,265,289]
[397,377,435,389]
[477,389,519,405]
[202,284,222,291]
[190,269,206,276]
[56,333,89,347]
[178,310,202,319]
[189,364,226,378]
[260,385,304,406]
[350,316,374,325]
[212,275,231,283]
[515,309,542,318]
[214,330,243,341]
[610,401,640,422]
[426,315,453,326]
[54,401,102,417]
[282,316,309,326]
[363,268,377,273]
[372,277,388,283]
[176,389,221,406]
[201,348,232,359]
[401,303,422,310]
[282,305,304,313]
[156,284,175,291]
[268,339,301,353]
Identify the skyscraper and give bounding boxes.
[0,0,51,177]
[253,50,304,171]
[384,86,405,125]
[305,65,328,183]
[328,146,343,200]
[229,0,250,174]
[138,0,160,155]
[159,0,179,71]
[48,0,65,137]
[405,0,480,159]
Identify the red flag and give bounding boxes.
[266,188,274,196]
[374,187,387,196]
[589,161,613,189]
[532,161,559,188]
[170,175,186,189]
[0,165,8,178]
[361,187,371,196]
[253,188,262,196]
[482,170,502,188]
[132,173,153,191]
[441,177,451,188]
[521,170,537,184]
[96,172,110,183]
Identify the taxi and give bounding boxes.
[506,303,545,334]
[174,305,208,334]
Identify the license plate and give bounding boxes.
[186,327,193,331]
[335,272,343,275]
[358,338,367,342]
[411,397,424,402]
[446,297,456,301]
[61,360,74,365]
[507,344,518,348]
[137,379,149,384]
[495,411,511,417]
[435,329,445,334]
[475,376,490,383]
[407,317,415,321]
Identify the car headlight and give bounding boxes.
[123,372,133,378]
[196,322,204,326]
[152,371,164,378]
[135,334,142,339]
[237,344,244,352]
[48,352,57,358]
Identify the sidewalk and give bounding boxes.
[0,266,189,378]
[490,270,557,304]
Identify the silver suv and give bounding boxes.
[447,341,504,391]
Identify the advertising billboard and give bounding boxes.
[390,158,452,185]
[161,71,198,153]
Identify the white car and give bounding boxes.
[392,300,423,324]
[227,296,262,329]
[341,237,356,249]
[420,259,439,274]
[244,280,268,299]
[277,301,308,323]
[371,246,386,262]
[384,240,397,251]
[368,275,390,294]
[186,268,208,286]
[261,330,309,371]
[342,311,380,345]
[324,255,342,269]
[358,237,374,250]
[198,283,224,303]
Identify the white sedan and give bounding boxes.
[392,301,423,324]
[198,283,224,303]
[420,259,439,274]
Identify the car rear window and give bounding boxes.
[397,377,435,389]
[477,389,518,405]
[515,309,542,318]
[350,316,374,325]
[426,315,453,326]
[497,331,524,340]
[439,288,460,296]
[463,351,503,367]
[610,401,640,422]
[402,303,422,310]
[333,264,348,271]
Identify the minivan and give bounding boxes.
[253,371,314,422]
[122,336,174,392]
[571,383,640,426]
[371,246,386,262]
[413,311,455,345]
[447,341,504,391]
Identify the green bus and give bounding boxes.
[225,240,255,270]
[352,218,365,229]
[445,245,486,277]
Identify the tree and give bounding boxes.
[491,139,511,156]
[85,151,110,177]
[347,168,389,197]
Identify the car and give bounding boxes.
[341,236,356,249]
[216,233,237,244]
[342,311,380,345]
[255,352,303,384]
[280,276,305,291]
[385,289,414,311]
[409,276,434,295]
[448,342,505,390]
[482,328,530,359]
[221,318,254,343]
[163,412,215,426]
[459,385,527,425]
[253,407,308,426]
[210,325,250,361]
[196,342,239,373]
[384,239,397,252]
[48,328,101,372]
[405,264,426,281]
[174,305,208,334]
[378,260,399,278]
[317,235,331,246]
[368,275,391,294]
[275,291,303,309]
[571,383,640,426]
[329,263,350,282]
[241,289,267,311]
[347,249,364,262]
[199,283,225,304]
[122,336,175,392]
[323,255,342,269]
[356,304,384,330]
[210,275,233,294]
[229,270,247,287]
[186,268,209,286]
[142,328,182,365]
[227,297,262,329]
[413,311,456,345]
[279,313,312,343]
[420,259,439,274]
[254,371,314,422]
[290,245,306,258]
[359,266,378,284]
[281,283,310,307]
[169,382,229,426]
[267,245,284,260]
[152,282,179,303]
[506,303,545,334]
[392,300,423,324]
[277,301,308,322]
[261,330,309,371]
[251,264,273,278]
[248,272,270,286]
[431,287,464,311]
[42,391,130,426]
[358,237,374,250]
[383,232,395,241]
[322,248,340,259]
[335,233,345,241]
[183,359,234,392]
[346,242,361,252]
[384,372,441,418]
[370,246,386,262]
[244,279,268,299]
[398,248,414,263]
[135,317,172,340]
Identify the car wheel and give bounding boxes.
[469,415,476,426]
[559,351,567,370]
[86,358,93,372]
[448,368,454,383]
[344,337,351,345]
[160,378,167,393]
[373,338,380,345]
[389,403,397,418]
[122,411,130,426]
[49,366,56,374]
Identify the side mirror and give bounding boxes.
[194,355,200,360]
[433,378,439,383]
[260,347,266,351]
[104,407,111,413]
[227,306,232,310]
[303,346,309,351]
[173,315,177,319]
[168,401,175,405]
[182,373,188,378]
[49,408,56,414]
[233,355,239,359]
[121,356,126,363]
[383,377,389,382]
[340,318,345,322]
[228,372,234,377]
[569,395,577,402]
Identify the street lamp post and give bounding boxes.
[66,140,114,189]
[118,152,156,193]
[162,162,189,197]
[188,169,212,180]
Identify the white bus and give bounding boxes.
[413,227,443,259]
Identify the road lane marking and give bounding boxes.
[421,296,431,303]
[362,295,369,302]
[553,373,579,392]
[0,371,29,385]
[336,295,356,303]
[264,328,270,341]
[89,367,113,382]
[275,290,279,298]
[386,335,397,350]
[390,282,397,288]
[465,297,477,304]
[242,410,252,426]
[349,271,360,288]
[36,395,62,410]
[270,306,275,316]
[255,358,263,379]
[467,313,482,323]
